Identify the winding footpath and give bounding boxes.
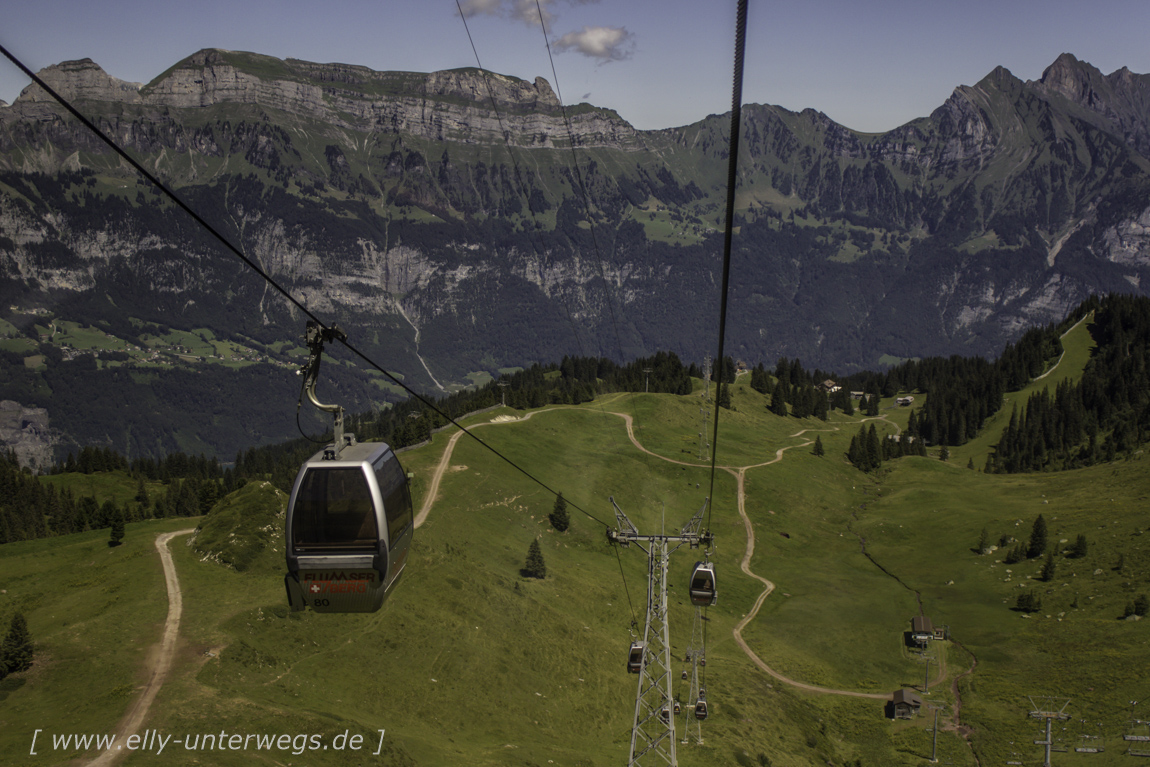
[418,405,937,701]
[85,529,196,767]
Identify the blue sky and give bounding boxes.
[2,0,1149,133]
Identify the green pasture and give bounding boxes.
[3,376,1147,765]
[0,517,203,765]
[952,312,1096,469]
[38,470,165,509]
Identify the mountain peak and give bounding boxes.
[1035,52,1105,101]
[17,58,141,105]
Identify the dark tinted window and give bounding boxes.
[292,467,377,550]
[374,455,412,548]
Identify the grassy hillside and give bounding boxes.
[1,379,1146,766]
[952,311,1097,470]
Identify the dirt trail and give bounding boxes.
[418,406,897,699]
[85,529,195,767]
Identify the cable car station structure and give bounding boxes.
[609,497,714,766]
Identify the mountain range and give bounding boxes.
[1,49,1149,458]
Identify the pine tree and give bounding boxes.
[0,612,33,676]
[1071,534,1088,558]
[109,507,125,547]
[939,446,950,462]
[1041,549,1056,582]
[549,493,570,532]
[977,527,989,555]
[812,435,825,457]
[770,381,788,417]
[1135,594,1149,617]
[1027,515,1048,559]
[1015,591,1042,613]
[524,539,546,579]
[134,476,149,507]
[718,383,732,411]
[866,425,881,470]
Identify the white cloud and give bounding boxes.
[553,26,634,62]
[456,0,503,17]
[510,0,555,30]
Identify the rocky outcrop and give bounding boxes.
[15,49,639,150]
[1101,204,1150,268]
[1030,52,1150,156]
[17,58,141,104]
[0,400,56,470]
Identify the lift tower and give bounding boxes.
[609,497,712,767]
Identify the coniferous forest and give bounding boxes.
[2,294,1148,544]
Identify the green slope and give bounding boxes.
[1,385,1147,766]
[952,311,1097,470]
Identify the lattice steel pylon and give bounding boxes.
[610,497,712,767]
[681,606,704,745]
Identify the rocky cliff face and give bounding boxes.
[1,50,1149,403]
[0,400,56,470]
[17,50,637,150]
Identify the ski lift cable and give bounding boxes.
[530,0,659,476]
[705,0,749,534]
[612,539,639,627]
[454,1,632,463]
[0,41,612,530]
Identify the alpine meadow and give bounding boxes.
[1,20,1150,767]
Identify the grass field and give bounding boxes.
[1,374,1147,766]
[952,312,1097,470]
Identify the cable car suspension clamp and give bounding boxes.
[298,320,352,458]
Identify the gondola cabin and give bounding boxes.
[284,440,413,613]
[695,688,709,720]
[628,641,646,673]
[690,561,717,606]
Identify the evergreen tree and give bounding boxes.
[939,446,950,462]
[109,507,125,547]
[1041,549,1056,582]
[812,435,825,457]
[866,425,881,470]
[524,539,546,579]
[1027,515,1048,559]
[842,395,855,416]
[134,476,149,507]
[0,612,33,676]
[1015,591,1042,613]
[1071,534,1088,558]
[718,383,732,410]
[769,381,788,417]
[1135,594,1149,617]
[549,493,570,532]
[967,458,974,470]
[977,527,989,555]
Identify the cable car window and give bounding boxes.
[292,467,377,550]
[374,456,412,548]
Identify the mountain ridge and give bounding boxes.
[1,50,1149,457]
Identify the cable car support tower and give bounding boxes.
[609,497,712,766]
